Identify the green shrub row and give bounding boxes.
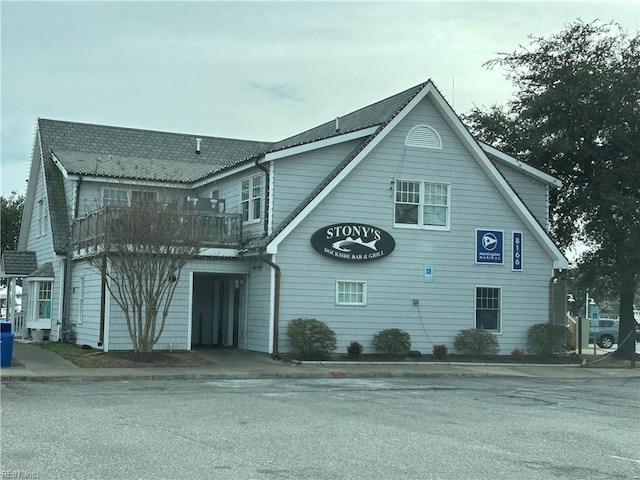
[287,319,572,359]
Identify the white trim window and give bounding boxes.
[102,188,128,207]
[394,180,450,229]
[130,190,158,205]
[475,286,501,332]
[241,174,262,224]
[336,281,367,306]
[37,281,52,320]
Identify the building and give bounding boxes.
[3,79,568,355]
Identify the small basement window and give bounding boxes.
[405,125,442,149]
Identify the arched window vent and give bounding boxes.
[405,125,442,149]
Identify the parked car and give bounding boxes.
[589,319,640,348]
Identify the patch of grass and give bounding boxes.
[37,342,214,368]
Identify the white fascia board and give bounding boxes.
[480,142,562,188]
[50,152,69,179]
[265,86,431,255]
[18,132,43,250]
[265,127,379,162]
[428,88,568,269]
[79,175,187,190]
[191,161,259,190]
[198,248,239,257]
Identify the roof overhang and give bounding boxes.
[480,142,562,188]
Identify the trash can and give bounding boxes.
[0,322,14,367]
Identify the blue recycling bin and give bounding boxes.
[0,322,14,367]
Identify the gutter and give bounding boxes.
[259,251,281,358]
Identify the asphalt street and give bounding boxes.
[1,377,639,480]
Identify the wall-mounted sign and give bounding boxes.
[311,223,395,261]
[424,264,434,283]
[476,229,503,264]
[512,232,523,271]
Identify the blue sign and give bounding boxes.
[512,232,523,271]
[424,264,434,283]
[476,229,503,264]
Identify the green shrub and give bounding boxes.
[346,341,364,359]
[453,329,499,356]
[373,328,411,355]
[287,318,337,359]
[432,344,448,360]
[526,323,572,357]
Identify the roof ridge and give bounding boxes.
[38,118,273,145]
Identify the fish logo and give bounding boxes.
[332,236,378,252]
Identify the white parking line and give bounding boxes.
[610,455,640,464]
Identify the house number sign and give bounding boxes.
[310,223,395,261]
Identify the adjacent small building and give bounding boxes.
[3,79,568,355]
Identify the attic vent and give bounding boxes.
[405,125,442,149]
[196,138,202,154]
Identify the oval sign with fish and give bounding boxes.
[310,223,395,261]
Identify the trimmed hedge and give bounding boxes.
[373,328,411,355]
[453,329,500,355]
[526,323,572,357]
[287,318,337,359]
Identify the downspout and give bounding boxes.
[254,155,270,236]
[259,251,280,358]
[98,205,108,348]
[549,269,563,325]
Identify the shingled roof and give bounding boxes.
[33,80,430,256]
[38,119,274,183]
[0,251,38,277]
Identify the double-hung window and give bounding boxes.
[241,174,262,224]
[394,180,450,229]
[336,281,366,306]
[102,188,128,207]
[130,190,158,205]
[37,281,52,319]
[475,286,501,332]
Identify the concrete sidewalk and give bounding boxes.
[1,341,638,383]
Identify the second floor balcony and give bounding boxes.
[71,205,242,255]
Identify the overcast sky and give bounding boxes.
[2,0,639,197]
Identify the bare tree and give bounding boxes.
[86,199,207,353]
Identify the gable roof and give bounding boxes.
[257,80,568,270]
[38,119,273,183]
[0,251,38,277]
[24,79,567,269]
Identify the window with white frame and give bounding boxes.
[241,174,262,223]
[102,188,129,207]
[394,180,450,229]
[336,281,366,306]
[475,286,501,332]
[130,190,158,205]
[37,281,52,319]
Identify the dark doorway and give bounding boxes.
[191,274,243,348]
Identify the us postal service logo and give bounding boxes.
[311,223,395,261]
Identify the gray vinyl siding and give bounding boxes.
[24,157,62,338]
[105,257,251,351]
[244,261,272,352]
[271,139,364,227]
[494,163,550,229]
[273,96,553,355]
[70,261,103,347]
